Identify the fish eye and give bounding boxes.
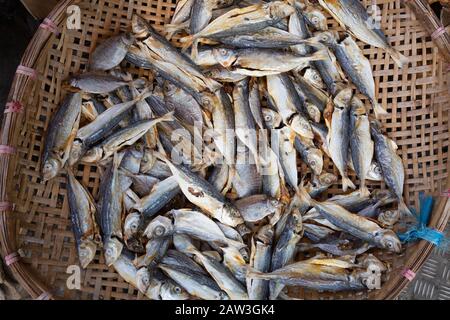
[174,286,182,294]
[131,223,138,231]
[312,17,320,24]
[265,115,272,121]
[154,225,165,236]
[220,48,228,55]
[310,160,316,166]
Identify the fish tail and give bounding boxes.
[387,48,409,69]
[180,35,196,51]
[134,85,152,102]
[398,199,414,218]
[295,180,313,206]
[205,78,222,93]
[159,111,175,123]
[373,101,388,119]
[359,183,370,197]
[310,49,328,62]
[113,152,124,170]
[246,266,268,279]
[217,164,234,196]
[342,175,356,192]
[163,23,185,40]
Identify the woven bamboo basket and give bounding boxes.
[1,0,449,300]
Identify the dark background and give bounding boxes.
[0,0,38,123]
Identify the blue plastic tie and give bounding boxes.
[396,192,449,251]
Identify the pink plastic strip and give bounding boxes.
[16,65,37,79]
[5,252,20,266]
[36,292,51,300]
[4,101,24,114]
[0,145,16,155]
[39,18,59,35]
[431,27,446,40]
[0,202,13,211]
[402,268,416,281]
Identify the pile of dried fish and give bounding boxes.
[42,0,412,300]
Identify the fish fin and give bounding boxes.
[342,176,356,192]
[387,48,409,69]
[398,199,414,218]
[373,101,388,118]
[388,138,398,151]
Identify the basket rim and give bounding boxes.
[0,0,449,300]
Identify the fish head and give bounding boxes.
[291,209,304,233]
[218,291,230,300]
[212,48,238,68]
[305,102,321,123]
[236,223,252,238]
[305,8,328,31]
[316,172,337,187]
[358,253,387,273]
[68,140,85,166]
[121,32,136,47]
[124,212,142,239]
[350,96,367,116]
[262,108,282,129]
[42,158,61,181]
[143,215,174,239]
[333,87,353,109]
[312,31,338,46]
[304,67,325,89]
[82,147,103,163]
[213,0,234,9]
[131,14,150,39]
[221,204,244,227]
[104,237,124,266]
[377,210,400,227]
[376,230,402,253]
[78,239,97,269]
[160,281,190,300]
[256,224,274,245]
[290,115,314,139]
[307,148,324,176]
[268,1,296,19]
[136,267,151,293]
[369,119,383,134]
[268,198,283,210]
[239,247,250,263]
